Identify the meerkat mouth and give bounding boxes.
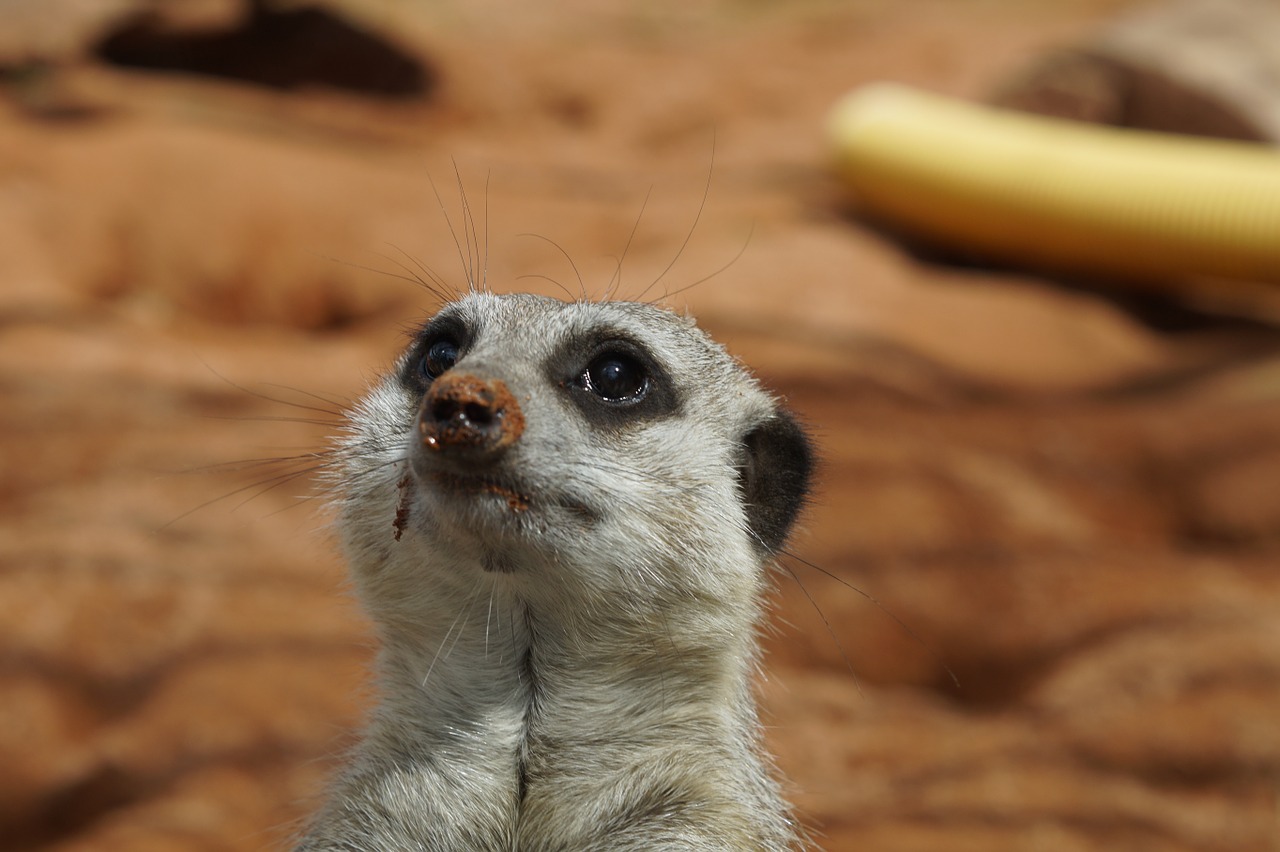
[425,470,602,526]
[431,471,532,513]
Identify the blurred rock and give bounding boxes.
[94,0,432,98]
[0,0,433,111]
[993,0,1280,143]
[0,0,140,67]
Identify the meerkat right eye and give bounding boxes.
[582,350,648,403]
[419,338,460,381]
[558,336,677,423]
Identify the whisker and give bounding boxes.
[375,244,453,304]
[777,560,863,696]
[327,452,411,492]
[482,170,492,293]
[655,219,754,303]
[780,548,962,691]
[518,232,587,302]
[160,460,331,530]
[184,451,336,476]
[389,244,456,301]
[260,382,354,411]
[422,606,468,688]
[562,457,711,498]
[452,159,482,294]
[199,364,346,420]
[203,414,342,427]
[312,251,444,300]
[635,133,716,303]
[427,171,478,291]
[485,575,498,661]
[603,184,653,303]
[516,272,578,303]
[424,579,487,689]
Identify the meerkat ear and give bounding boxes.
[737,409,814,554]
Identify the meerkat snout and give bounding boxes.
[418,372,526,457]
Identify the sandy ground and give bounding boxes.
[2,1,1279,849]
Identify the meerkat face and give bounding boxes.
[341,292,812,608]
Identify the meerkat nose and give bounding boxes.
[417,372,526,458]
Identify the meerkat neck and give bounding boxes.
[369,565,759,752]
[338,557,789,851]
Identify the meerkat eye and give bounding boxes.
[583,351,648,403]
[419,338,460,381]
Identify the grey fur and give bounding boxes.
[298,293,812,851]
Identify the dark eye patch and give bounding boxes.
[400,312,472,393]
[555,334,681,429]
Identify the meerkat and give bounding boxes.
[296,291,814,851]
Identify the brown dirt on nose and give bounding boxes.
[419,374,526,452]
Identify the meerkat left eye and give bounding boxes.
[584,351,648,403]
[419,338,460,381]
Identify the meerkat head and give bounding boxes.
[338,292,812,621]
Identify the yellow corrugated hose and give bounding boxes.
[827,83,1280,284]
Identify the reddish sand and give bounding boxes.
[2,2,1278,850]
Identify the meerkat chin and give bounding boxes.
[297,292,814,852]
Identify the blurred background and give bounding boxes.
[2,0,1278,849]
